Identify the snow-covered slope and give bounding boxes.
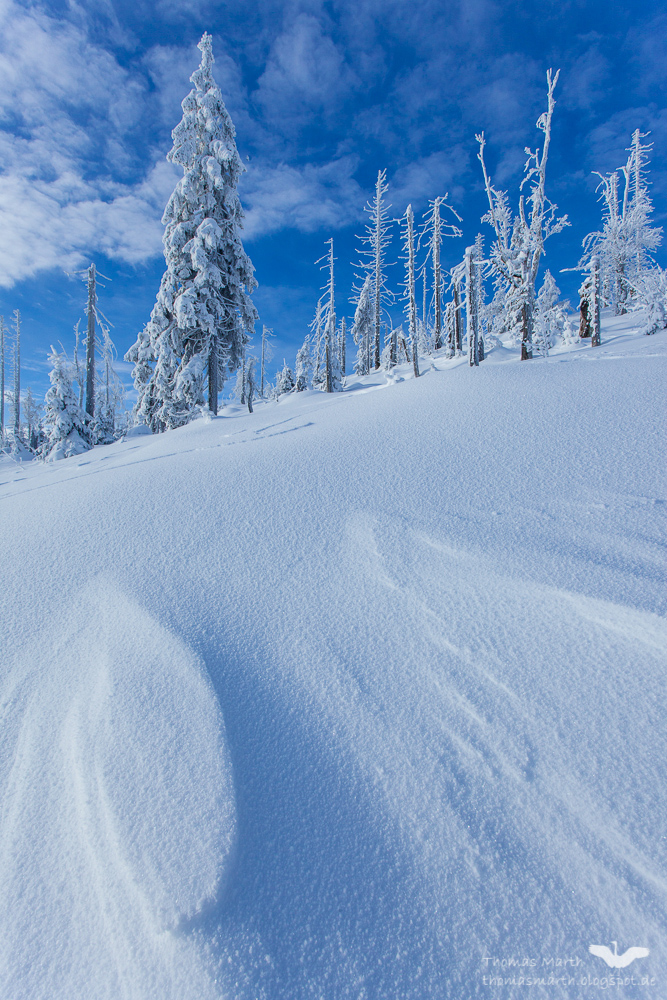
[1,319,666,1000]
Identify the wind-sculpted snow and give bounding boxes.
[0,319,665,998]
[0,581,235,1000]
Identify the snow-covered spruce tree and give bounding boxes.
[295,336,313,390]
[94,320,124,444]
[534,270,567,356]
[125,33,257,431]
[311,300,326,389]
[581,130,662,315]
[41,348,91,461]
[357,169,393,370]
[277,361,295,395]
[382,325,409,369]
[477,69,569,360]
[351,275,374,375]
[637,267,667,335]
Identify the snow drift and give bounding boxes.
[1,317,665,999]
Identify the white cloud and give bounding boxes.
[0,2,183,287]
[255,13,358,130]
[240,156,363,239]
[390,150,469,214]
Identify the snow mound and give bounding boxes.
[0,579,235,1000]
[0,318,665,998]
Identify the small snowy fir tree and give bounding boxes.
[41,349,91,461]
[277,362,295,395]
[535,270,566,356]
[382,326,409,369]
[94,321,124,444]
[295,336,313,391]
[561,315,578,346]
[352,276,374,375]
[311,300,326,389]
[23,387,42,452]
[125,33,258,431]
[638,267,667,335]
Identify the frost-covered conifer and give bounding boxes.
[477,70,569,359]
[638,267,667,335]
[41,349,91,461]
[94,321,124,444]
[382,326,409,369]
[277,362,295,394]
[535,270,566,356]
[316,239,341,392]
[581,131,662,314]
[311,300,326,389]
[23,388,42,452]
[126,33,257,431]
[561,315,578,346]
[352,276,374,376]
[295,336,313,391]
[357,170,393,369]
[421,197,462,351]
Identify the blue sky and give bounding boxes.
[1,0,666,399]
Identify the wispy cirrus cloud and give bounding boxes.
[240,155,364,238]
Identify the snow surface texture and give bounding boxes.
[1,316,666,999]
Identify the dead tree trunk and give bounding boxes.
[520,298,533,361]
[466,248,479,367]
[325,317,333,392]
[85,264,96,419]
[340,317,346,377]
[433,198,443,350]
[453,280,462,354]
[405,205,420,379]
[591,257,601,347]
[12,310,20,437]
